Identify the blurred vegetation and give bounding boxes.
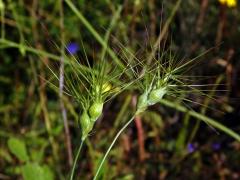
[0,0,240,179]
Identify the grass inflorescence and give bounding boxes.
[1,0,240,179]
[52,41,137,179]
[46,29,240,180]
[93,41,227,179]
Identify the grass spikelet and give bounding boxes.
[62,43,133,140]
[93,38,238,179]
[45,40,135,179]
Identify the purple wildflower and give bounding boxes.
[66,42,79,55]
[187,143,196,153]
[212,143,221,150]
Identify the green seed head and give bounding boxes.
[148,87,167,105]
[80,111,93,140]
[89,101,103,121]
[136,92,149,114]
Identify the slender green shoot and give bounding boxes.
[91,26,240,178]
[93,115,136,180]
[70,140,84,180]
[64,0,126,71]
[159,99,240,142]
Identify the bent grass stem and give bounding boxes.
[93,115,136,180]
[70,139,84,180]
[159,99,240,142]
[94,97,240,179]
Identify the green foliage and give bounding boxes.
[1,0,240,179]
[22,163,54,180]
[142,110,163,129]
[7,137,54,180]
[0,0,4,11]
[7,138,29,162]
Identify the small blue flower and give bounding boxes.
[66,42,79,55]
[212,143,221,150]
[187,143,196,153]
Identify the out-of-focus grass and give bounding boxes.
[0,0,240,179]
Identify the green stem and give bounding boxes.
[0,2,5,39]
[159,99,240,142]
[10,2,24,45]
[93,115,136,180]
[147,0,181,65]
[70,140,84,180]
[0,38,91,72]
[0,38,60,61]
[189,75,223,142]
[101,5,122,60]
[64,0,125,71]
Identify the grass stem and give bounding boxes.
[93,115,136,180]
[70,140,84,180]
[159,99,240,142]
[64,0,125,71]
